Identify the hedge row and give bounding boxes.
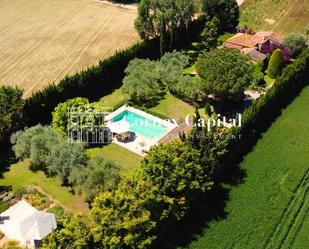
[24,20,204,126]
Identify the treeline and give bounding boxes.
[24,20,203,126]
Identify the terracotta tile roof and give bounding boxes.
[225,33,263,48]
[255,31,283,44]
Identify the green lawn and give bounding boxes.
[185,86,309,249]
[149,93,201,122]
[99,87,128,109]
[86,143,142,174]
[240,0,309,34]
[0,160,88,213]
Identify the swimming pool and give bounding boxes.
[112,110,167,139]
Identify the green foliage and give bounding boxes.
[11,125,87,185]
[283,33,308,56]
[42,215,94,249]
[135,0,197,52]
[69,155,121,203]
[11,125,61,170]
[267,49,284,79]
[52,97,89,134]
[91,188,156,249]
[123,59,163,106]
[205,102,212,116]
[202,0,239,32]
[0,200,10,213]
[47,142,87,185]
[140,139,213,220]
[160,52,190,90]
[0,86,24,148]
[23,187,53,211]
[123,52,192,106]
[173,75,204,102]
[196,48,255,104]
[201,17,220,51]
[0,241,25,249]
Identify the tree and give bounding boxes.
[91,188,156,249]
[0,86,24,148]
[47,142,87,185]
[173,75,204,102]
[11,125,62,171]
[42,214,95,249]
[69,156,121,202]
[52,97,89,135]
[267,49,284,79]
[201,17,220,51]
[283,33,308,56]
[123,59,163,106]
[135,0,197,54]
[202,0,239,32]
[140,139,213,221]
[160,52,190,91]
[196,48,255,105]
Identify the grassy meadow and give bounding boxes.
[0,0,139,97]
[184,86,309,249]
[240,0,309,34]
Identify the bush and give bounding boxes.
[283,33,308,56]
[267,49,285,79]
[23,189,53,211]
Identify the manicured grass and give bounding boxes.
[185,86,309,249]
[99,87,128,109]
[0,160,88,213]
[240,0,309,34]
[86,143,142,174]
[149,93,200,122]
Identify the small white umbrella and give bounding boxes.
[107,120,130,134]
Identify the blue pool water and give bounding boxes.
[112,110,167,139]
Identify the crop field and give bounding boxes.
[240,0,309,34]
[0,0,139,97]
[185,86,309,249]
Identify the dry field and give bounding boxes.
[240,0,309,34]
[0,0,139,97]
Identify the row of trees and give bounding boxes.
[11,125,120,203]
[135,0,239,55]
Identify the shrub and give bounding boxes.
[267,48,284,79]
[283,33,308,56]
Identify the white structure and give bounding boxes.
[0,200,57,248]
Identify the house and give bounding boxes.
[223,31,287,62]
[0,200,57,248]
